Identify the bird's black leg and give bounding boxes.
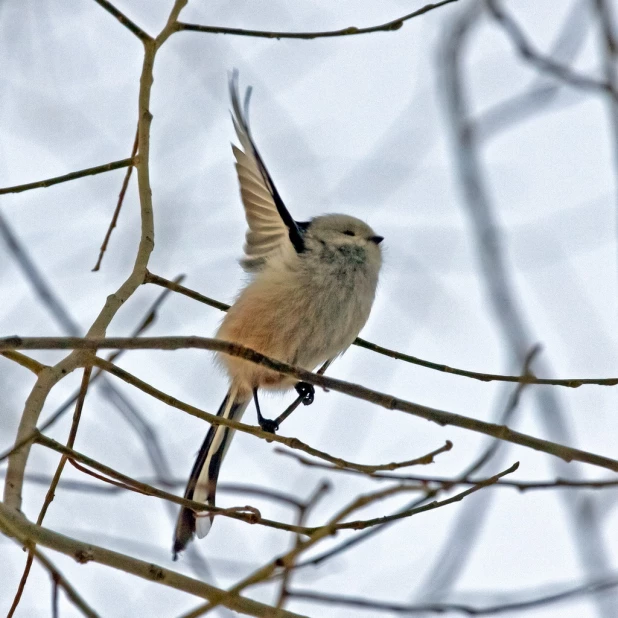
[295,381,315,406]
[253,388,279,433]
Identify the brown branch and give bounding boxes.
[0,277,183,466]
[0,350,46,375]
[0,158,135,195]
[91,0,152,42]
[275,482,330,610]
[92,130,139,271]
[91,357,449,475]
[312,462,519,533]
[282,450,618,491]
[3,336,618,474]
[181,483,428,617]
[1,511,99,618]
[144,270,231,311]
[0,502,307,618]
[175,0,459,40]
[3,0,159,513]
[8,366,94,618]
[35,434,312,536]
[17,466,618,494]
[67,458,149,494]
[276,440,453,473]
[145,272,618,388]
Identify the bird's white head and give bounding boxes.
[304,213,383,273]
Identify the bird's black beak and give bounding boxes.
[370,235,384,245]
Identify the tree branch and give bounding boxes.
[175,0,459,40]
[3,336,618,474]
[0,502,307,618]
[0,158,135,195]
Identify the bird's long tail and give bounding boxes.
[173,385,249,558]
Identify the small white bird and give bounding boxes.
[173,72,383,557]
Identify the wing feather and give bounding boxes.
[229,71,305,272]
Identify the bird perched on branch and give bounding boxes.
[173,72,383,558]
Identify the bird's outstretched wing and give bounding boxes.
[229,71,305,272]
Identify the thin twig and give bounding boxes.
[3,337,618,474]
[288,573,618,615]
[280,450,618,491]
[0,158,135,195]
[0,350,46,375]
[275,482,330,610]
[92,129,139,271]
[0,470,307,508]
[144,270,231,311]
[34,434,312,535]
[91,358,448,477]
[486,0,617,100]
[181,464,517,617]
[276,440,453,473]
[91,0,152,41]
[175,0,459,40]
[179,483,431,618]
[8,364,93,618]
[16,464,618,494]
[0,510,99,618]
[318,462,519,532]
[145,272,618,388]
[3,7,158,511]
[0,502,306,618]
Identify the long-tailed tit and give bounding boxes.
[173,73,383,557]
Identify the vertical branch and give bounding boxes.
[593,0,618,286]
[441,2,616,614]
[275,482,330,609]
[8,365,93,617]
[92,126,139,271]
[3,23,157,514]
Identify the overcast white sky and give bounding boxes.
[2,1,618,617]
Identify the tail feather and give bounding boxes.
[173,388,249,558]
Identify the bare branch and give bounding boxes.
[281,450,618,491]
[288,573,618,615]
[92,130,139,271]
[317,462,518,533]
[486,0,617,100]
[0,502,307,618]
[3,336,618,474]
[3,3,158,512]
[275,440,453,473]
[181,483,431,617]
[1,511,99,618]
[9,365,94,617]
[91,0,152,42]
[146,272,618,388]
[0,350,46,375]
[0,158,135,195]
[35,433,313,535]
[175,0,459,40]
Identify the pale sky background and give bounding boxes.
[2,1,618,617]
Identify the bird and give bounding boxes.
[173,71,384,558]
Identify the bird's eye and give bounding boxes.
[343,230,355,236]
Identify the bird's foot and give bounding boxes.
[258,417,280,434]
[295,382,315,406]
